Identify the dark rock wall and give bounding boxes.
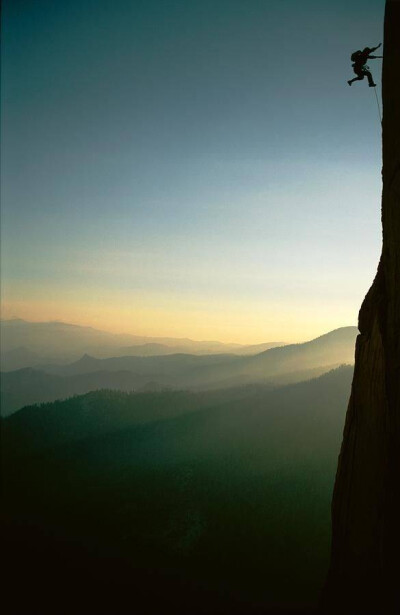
[324,1,400,612]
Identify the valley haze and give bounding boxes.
[0,318,357,417]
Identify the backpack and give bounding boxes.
[351,51,362,62]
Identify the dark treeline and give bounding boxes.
[2,367,353,614]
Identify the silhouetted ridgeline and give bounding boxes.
[1,326,357,416]
[2,367,352,614]
[0,319,285,368]
[324,2,400,613]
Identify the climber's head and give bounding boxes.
[363,47,372,54]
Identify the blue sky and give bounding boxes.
[1,0,385,342]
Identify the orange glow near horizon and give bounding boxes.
[1,292,356,345]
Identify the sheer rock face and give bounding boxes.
[324,1,400,612]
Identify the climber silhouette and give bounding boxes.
[347,43,382,87]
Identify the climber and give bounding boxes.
[347,43,382,87]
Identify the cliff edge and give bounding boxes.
[323,1,400,612]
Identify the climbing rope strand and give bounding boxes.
[373,86,382,125]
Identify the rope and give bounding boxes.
[373,86,382,125]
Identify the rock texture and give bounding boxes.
[323,1,400,612]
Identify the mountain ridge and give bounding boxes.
[1,327,357,416]
[0,318,286,367]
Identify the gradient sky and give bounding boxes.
[1,0,385,343]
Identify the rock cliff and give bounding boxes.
[323,1,400,612]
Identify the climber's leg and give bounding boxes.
[348,68,364,85]
[348,74,363,85]
[364,69,376,87]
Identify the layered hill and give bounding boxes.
[0,319,284,369]
[1,327,357,416]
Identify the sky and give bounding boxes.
[1,0,385,343]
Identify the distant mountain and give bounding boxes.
[1,327,357,416]
[118,341,284,357]
[188,326,358,388]
[0,346,42,371]
[118,343,185,356]
[0,353,241,415]
[237,341,287,354]
[45,326,358,387]
[0,367,165,417]
[0,319,285,366]
[44,351,241,379]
